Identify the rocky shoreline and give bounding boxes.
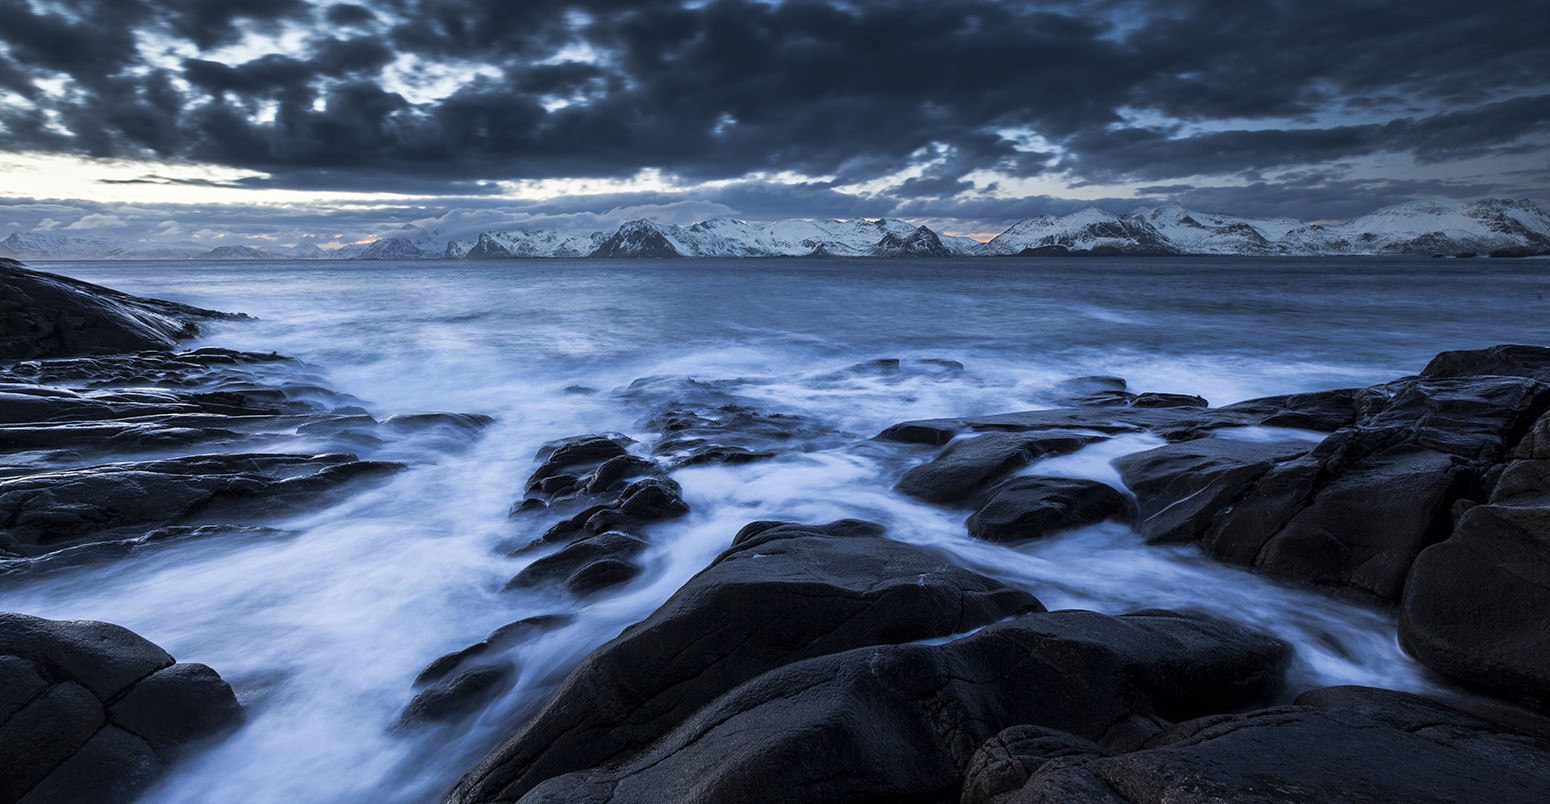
[1,257,1547,803]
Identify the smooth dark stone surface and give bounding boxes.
[967,476,1131,543]
[973,686,1550,804]
[1400,408,1550,700]
[447,520,1043,803]
[0,452,404,560]
[1115,436,1315,543]
[509,610,1288,804]
[0,260,236,360]
[0,612,241,803]
[897,431,1103,504]
[1422,344,1550,383]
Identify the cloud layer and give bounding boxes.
[1,1,1546,240]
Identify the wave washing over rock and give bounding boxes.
[1,256,1548,803]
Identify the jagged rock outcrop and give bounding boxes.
[0,613,242,803]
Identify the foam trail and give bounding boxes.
[4,257,1544,801]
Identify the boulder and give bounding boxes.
[0,260,236,360]
[897,431,1103,504]
[0,612,241,803]
[971,686,1550,804]
[1400,408,1550,700]
[446,520,1043,802]
[1422,344,1550,383]
[1115,436,1315,543]
[506,610,1288,804]
[967,476,1131,543]
[506,531,647,595]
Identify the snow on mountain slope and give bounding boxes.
[983,207,1178,255]
[465,229,603,258]
[1139,204,1296,255]
[1281,199,1550,255]
[347,225,452,260]
[0,233,126,260]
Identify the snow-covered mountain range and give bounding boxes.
[4,199,1548,261]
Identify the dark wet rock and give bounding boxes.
[1400,408,1550,700]
[897,431,1104,504]
[967,476,1131,543]
[1180,387,1360,436]
[1200,376,1550,599]
[0,260,239,360]
[399,663,517,728]
[511,434,684,584]
[526,435,631,490]
[447,520,1043,803]
[415,615,572,688]
[0,453,403,560]
[1083,374,1550,599]
[506,531,647,594]
[497,610,1288,804]
[881,389,1356,448]
[1115,437,1316,543]
[1130,392,1209,409]
[619,374,841,468]
[1051,375,1128,405]
[0,524,288,580]
[1422,344,1550,383]
[976,686,1550,804]
[879,406,1208,445]
[0,612,241,804]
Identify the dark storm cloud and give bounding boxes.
[0,0,1546,219]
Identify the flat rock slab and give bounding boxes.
[0,452,403,560]
[447,519,1043,803]
[0,612,241,803]
[970,685,1550,804]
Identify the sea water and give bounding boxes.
[3,256,1547,802]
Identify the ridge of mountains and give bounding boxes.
[4,199,1548,261]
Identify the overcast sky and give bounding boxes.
[1,0,1546,246]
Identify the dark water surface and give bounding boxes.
[4,256,1547,802]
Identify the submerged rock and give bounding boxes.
[971,686,1550,803]
[0,612,241,803]
[447,519,1043,802]
[0,259,238,360]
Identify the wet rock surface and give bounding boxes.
[500,610,1289,804]
[970,686,1550,804]
[967,476,1131,543]
[0,612,241,804]
[509,434,685,594]
[0,259,239,360]
[448,520,1045,802]
[897,431,1103,504]
[1400,407,1550,701]
[0,452,404,560]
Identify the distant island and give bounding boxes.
[4,198,1548,262]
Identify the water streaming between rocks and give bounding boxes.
[2,256,1547,802]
